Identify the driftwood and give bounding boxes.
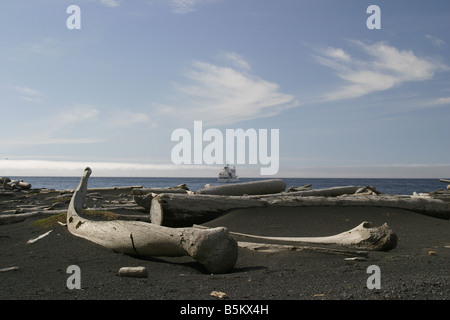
[26,230,53,244]
[0,266,19,273]
[0,209,68,226]
[149,191,450,227]
[132,187,190,211]
[66,168,238,274]
[283,185,381,197]
[196,179,286,196]
[150,193,263,227]
[237,241,369,257]
[0,212,38,225]
[1,178,31,190]
[60,185,143,195]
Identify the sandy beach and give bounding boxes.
[0,183,448,306]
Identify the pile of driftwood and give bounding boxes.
[3,168,449,274]
[132,179,450,227]
[1,177,32,190]
[62,168,450,274]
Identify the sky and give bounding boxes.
[0,0,449,178]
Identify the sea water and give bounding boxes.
[7,176,447,195]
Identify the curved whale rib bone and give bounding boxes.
[195,221,397,251]
[67,167,238,274]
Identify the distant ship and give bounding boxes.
[218,165,239,182]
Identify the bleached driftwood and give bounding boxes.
[0,212,38,225]
[196,179,286,196]
[272,194,450,220]
[60,185,143,194]
[150,193,263,227]
[66,168,238,274]
[228,221,397,251]
[26,230,53,244]
[0,266,19,272]
[2,179,32,190]
[0,209,68,226]
[132,187,190,211]
[149,191,450,227]
[283,185,381,197]
[237,241,369,257]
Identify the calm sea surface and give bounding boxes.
[8,176,447,195]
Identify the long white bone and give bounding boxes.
[228,221,397,251]
[66,168,238,274]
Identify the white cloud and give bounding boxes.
[429,96,450,106]
[323,47,351,62]
[219,51,251,71]
[161,56,298,125]
[0,159,218,177]
[0,104,102,147]
[109,109,155,127]
[57,104,100,125]
[426,35,445,47]
[14,86,44,103]
[0,137,105,147]
[315,41,449,101]
[165,0,221,14]
[23,38,61,58]
[100,0,121,8]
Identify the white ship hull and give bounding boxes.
[218,177,239,183]
[218,165,238,183]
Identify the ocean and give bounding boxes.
[7,176,447,195]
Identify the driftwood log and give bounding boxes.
[150,193,263,227]
[149,191,450,227]
[132,187,190,212]
[237,241,369,257]
[196,179,286,196]
[66,168,238,274]
[283,185,381,197]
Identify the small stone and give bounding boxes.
[210,291,228,299]
[118,266,148,278]
[344,257,367,261]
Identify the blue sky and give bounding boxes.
[0,0,449,178]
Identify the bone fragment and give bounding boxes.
[26,230,53,244]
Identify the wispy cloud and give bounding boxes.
[426,35,445,47]
[314,41,449,101]
[0,104,103,147]
[0,138,105,147]
[99,0,121,8]
[218,51,251,71]
[22,38,61,58]
[109,109,156,127]
[159,53,298,125]
[428,96,450,106]
[56,104,100,126]
[14,86,44,103]
[165,0,221,14]
[0,159,218,177]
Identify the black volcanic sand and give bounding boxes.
[0,190,449,302]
